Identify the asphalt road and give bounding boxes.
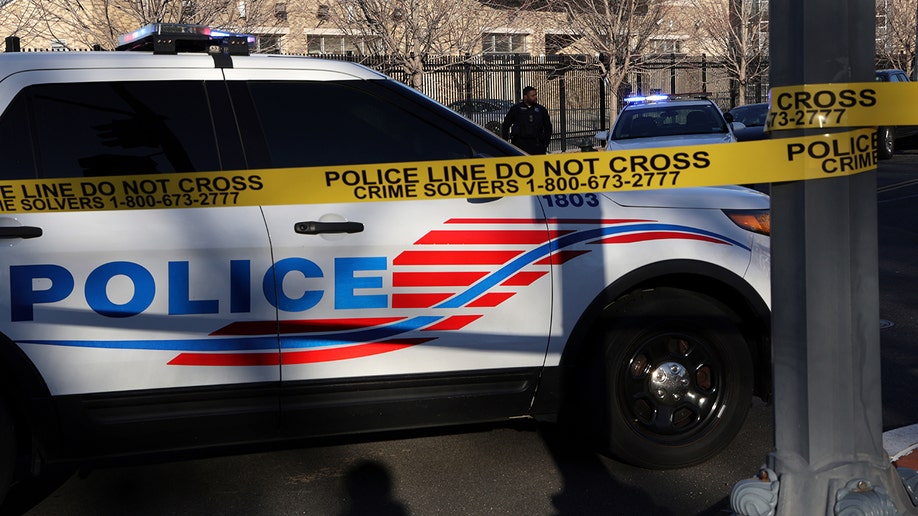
[5,152,918,516]
[876,150,918,433]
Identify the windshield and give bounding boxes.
[612,104,728,140]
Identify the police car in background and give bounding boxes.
[0,24,770,503]
[596,94,744,150]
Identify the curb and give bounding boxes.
[884,424,918,469]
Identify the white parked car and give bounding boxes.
[0,24,771,504]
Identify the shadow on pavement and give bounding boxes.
[0,462,75,516]
[339,460,408,516]
[537,423,672,515]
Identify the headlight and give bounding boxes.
[723,209,770,236]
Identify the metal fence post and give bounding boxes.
[670,52,676,93]
[4,36,19,53]
[599,76,607,132]
[513,53,523,100]
[463,53,472,104]
[702,54,707,93]
[558,71,567,151]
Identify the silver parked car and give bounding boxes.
[726,103,769,142]
[447,98,513,134]
[875,69,918,159]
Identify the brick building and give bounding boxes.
[0,0,713,57]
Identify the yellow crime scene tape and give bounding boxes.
[0,129,875,214]
[768,82,917,131]
[0,80,907,214]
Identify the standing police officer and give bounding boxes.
[501,86,553,154]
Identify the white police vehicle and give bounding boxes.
[596,95,744,150]
[0,24,771,503]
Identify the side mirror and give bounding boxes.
[595,130,609,141]
[731,122,747,131]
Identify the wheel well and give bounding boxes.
[0,333,56,470]
[559,260,771,402]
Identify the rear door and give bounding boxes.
[0,66,279,447]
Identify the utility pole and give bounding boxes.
[730,0,918,514]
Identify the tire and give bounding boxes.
[878,126,895,160]
[0,398,15,505]
[590,288,753,468]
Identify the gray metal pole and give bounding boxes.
[731,0,918,514]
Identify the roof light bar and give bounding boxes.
[624,94,670,104]
[116,23,254,55]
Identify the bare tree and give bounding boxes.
[543,0,671,123]
[687,0,767,106]
[325,0,539,89]
[876,0,917,77]
[0,0,45,45]
[16,0,283,50]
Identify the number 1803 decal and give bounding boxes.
[540,193,600,208]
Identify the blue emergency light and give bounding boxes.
[623,94,670,104]
[116,23,254,55]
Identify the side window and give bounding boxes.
[26,81,221,178]
[0,94,37,180]
[245,81,478,168]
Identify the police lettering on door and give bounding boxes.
[9,257,386,321]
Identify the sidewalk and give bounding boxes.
[884,424,918,469]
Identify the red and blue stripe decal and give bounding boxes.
[18,218,747,366]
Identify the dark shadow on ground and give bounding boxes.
[339,460,408,516]
[537,423,672,515]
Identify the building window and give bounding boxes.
[317,4,330,21]
[649,38,682,54]
[306,34,379,55]
[237,0,246,18]
[345,5,360,23]
[255,34,282,54]
[182,0,196,19]
[482,33,526,54]
[275,2,287,22]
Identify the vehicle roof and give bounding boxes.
[728,103,768,110]
[0,51,387,80]
[621,99,719,112]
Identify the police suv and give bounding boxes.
[0,24,770,503]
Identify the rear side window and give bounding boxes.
[0,96,36,180]
[243,81,483,168]
[0,81,221,179]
